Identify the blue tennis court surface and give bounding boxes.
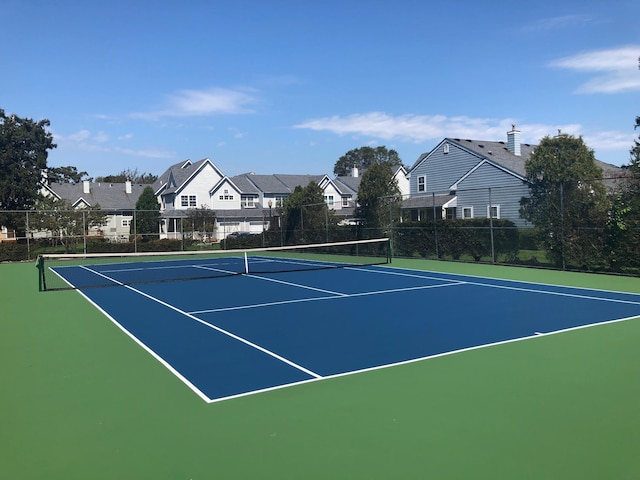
[55,258,640,402]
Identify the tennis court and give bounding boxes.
[40,241,640,403]
[4,251,640,479]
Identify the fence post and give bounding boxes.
[489,187,495,264]
[25,211,31,260]
[432,192,439,259]
[82,210,87,255]
[560,182,565,270]
[133,210,138,253]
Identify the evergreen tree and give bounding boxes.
[519,134,608,269]
[356,162,402,237]
[135,186,160,240]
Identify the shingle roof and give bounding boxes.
[402,194,455,209]
[448,138,535,177]
[334,175,361,193]
[154,158,221,195]
[230,173,326,194]
[412,137,625,183]
[48,182,147,210]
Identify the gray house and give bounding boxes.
[43,180,146,241]
[405,127,623,227]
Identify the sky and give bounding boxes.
[2,0,639,179]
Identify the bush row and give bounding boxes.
[393,219,521,262]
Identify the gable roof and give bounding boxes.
[154,158,224,195]
[229,173,326,195]
[48,182,147,210]
[411,137,624,184]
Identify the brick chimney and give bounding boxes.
[507,124,521,156]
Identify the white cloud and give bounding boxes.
[549,45,640,93]
[54,129,172,159]
[294,112,572,144]
[523,14,595,32]
[131,87,258,120]
[294,112,633,158]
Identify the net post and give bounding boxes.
[36,255,46,292]
[244,251,249,274]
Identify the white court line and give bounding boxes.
[79,266,323,381]
[189,281,465,314]
[204,312,640,403]
[195,264,349,297]
[351,266,640,306]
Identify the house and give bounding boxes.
[43,180,146,241]
[153,158,337,240]
[404,127,624,227]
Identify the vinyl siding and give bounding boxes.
[456,164,530,227]
[410,142,482,194]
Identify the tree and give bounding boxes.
[519,134,609,269]
[282,182,335,243]
[185,206,217,241]
[47,166,90,184]
[605,116,640,271]
[134,186,160,240]
[356,162,402,236]
[0,109,56,231]
[333,146,403,176]
[32,196,106,253]
[95,168,157,184]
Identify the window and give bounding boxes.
[417,175,426,192]
[487,205,500,219]
[462,207,473,219]
[121,218,131,227]
[241,196,257,208]
[181,195,196,207]
[219,189,234,201]
[443,143,449,154]
[324,195,334,206]
[342,197,350,207]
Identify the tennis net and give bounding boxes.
[37,237,391,291]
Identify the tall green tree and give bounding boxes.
[356,162,402,236]
[47,166,90,184]
[605,116,640,271]
[519,134,609,269]
[282,182,335,243]
[333,146,403,176]
[0,109,56,230]
[134,186,160,240]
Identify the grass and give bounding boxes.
[2,259,640,479]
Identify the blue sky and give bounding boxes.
[3,0,639,178]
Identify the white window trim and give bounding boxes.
[462,206,474,219]
[417,175,426,192]
[487,204,500,219]
[181,194,197,207]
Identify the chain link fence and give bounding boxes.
[2,179,639,275]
